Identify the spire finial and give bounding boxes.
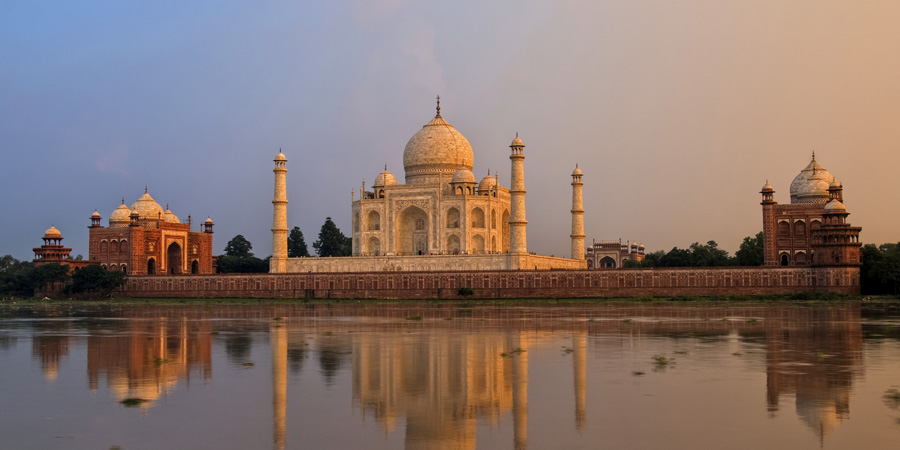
[435,95,441,117]
[121,197,125,204]
[384,164,387,171]
[487,169,490,176]
[811,151,816,161]
[145,186,148,194]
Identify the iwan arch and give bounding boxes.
[270,99,587,273]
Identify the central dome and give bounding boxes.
[789,155,835,204]
[403,104,474,185]
[130,190,165,220]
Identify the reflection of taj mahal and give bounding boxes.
[270,98,587,273]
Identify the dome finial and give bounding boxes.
[145,185,148,194]
[384,164,387,171]
[811,151,816,161]
[435,95,441,118]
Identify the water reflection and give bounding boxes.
[7,303,899,449]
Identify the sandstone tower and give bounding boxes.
[271,150,288,273]
[570,166,585,260]
[508,134,527,255]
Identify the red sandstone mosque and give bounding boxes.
[34,189,216,275]
[760,153,861,267]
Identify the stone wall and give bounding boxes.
[284,253,585,273]
[119,266,859,299]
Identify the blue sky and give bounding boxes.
[2,0,898,260]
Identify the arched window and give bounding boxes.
[794,221,806,236]
[446,208,460,228]
[147,258,156,275]
[110,240,118,253]
[120,240,128,253]
[780,254,789,266]
[471,208,485,228]
[191,260,199,274]
[778,222,790,236]
[101,240,109,253]
[795,251,807,264]
[121,265,127,274]
[353,212,360,232]
[367,210,381,231]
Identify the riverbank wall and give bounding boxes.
[116,266,860,299]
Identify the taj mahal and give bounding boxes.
[270,98,587,273]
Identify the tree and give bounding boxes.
[288,226,310,257]
[30,263,70,290]
[313,217,351,257]
[689,241,731,267]
[0,255,37,297]
[735,232,764,266]
[69,265,126,298]
[861,243,900,295]
[224,235,254,258]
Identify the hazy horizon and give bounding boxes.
[2,1,898,261]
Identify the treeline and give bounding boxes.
[624,233,764,268]
[217,217,351,273]
[0,255,126,298]
[860,243,900,295]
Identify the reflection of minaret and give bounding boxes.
[573,332,587,431]
[512,334,528,450]
[271,324,287,450]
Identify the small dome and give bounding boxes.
[274,151,286,162]
[761,182,774,192]
[639,244,645,249]
[205,217,213,224]
[164,206,180,224]
[109,202,132,227]
[43,226,61,239]
[91,210,101,218]
[825,199,846,211]
[789,156,835,204]
[572,167,583,176]
[451,168,476,184]
[829,180,842,189]
[510,134,524,147]
[478,173,497,192]
[130,191,165,220]
[373,168,397,187]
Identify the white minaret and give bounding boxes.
[570,165,585,260]
[270,150,288,273]
[509,134,527,255]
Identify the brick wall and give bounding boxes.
[119,266,859,299]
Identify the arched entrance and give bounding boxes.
[501,210,510,252]
[599,256,617,268]
[147,258,156,275]
[780,254,789,266]
[447,235,461,254]
[472,235,485,254]
[397,206,428,255]
[368,236,381,256]
[191,260,199,274]
[167,242,183,274]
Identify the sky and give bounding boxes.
[2,0,898,261]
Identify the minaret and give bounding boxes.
[271,150,288,273]
[570,165,585,260]
[509,134,527,255]
[760,181,777,266]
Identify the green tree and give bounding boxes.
[861,243,900,295]
[216,255,270,273]
[0,255,36,297]
[69,265,126,298]
[30,263,70,290]
[288,226,310,257]
[313,217,351,257]
[689,241,731,267]
[224,235,254,258]
[735,232,764,266]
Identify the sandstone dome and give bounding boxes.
[43,226,61,239]
[164,206,180,224]
[789,156,835,204]
[451,168,476,184]
[403,106,474,185]
[825,199,846,211]
[373,168,397,187]
[130,190,165,220]
[109,201,132,227]
[478,173,497,192]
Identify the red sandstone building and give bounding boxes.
[585,239,645,268]
[33,226,91,272]
[761,155,861,267]
[85,190,216,275]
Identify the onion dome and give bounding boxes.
[109,200,132,227]
[373,166,397,187]
[829,180,842,189]
[639,243,645,249]
[761,181,774,192]
[403,97,474,184]
[274,149,286,162]
[91,210,101,219]
[43,226,61,239]
[130,189,165,220]
[478,171,497,192]
[825,199,846,211]
[451,168,476,184]
[572,167,583,176]
[510,133,524,147]
[205,216,214,224]
[789,154,835,204]
[163,204,180,224]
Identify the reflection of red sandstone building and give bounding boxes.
[87,189,215,275]
[761,155,861,267]
[33,226,91,271]
[585,239,644,268]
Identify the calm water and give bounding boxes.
[1,302,900,450]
